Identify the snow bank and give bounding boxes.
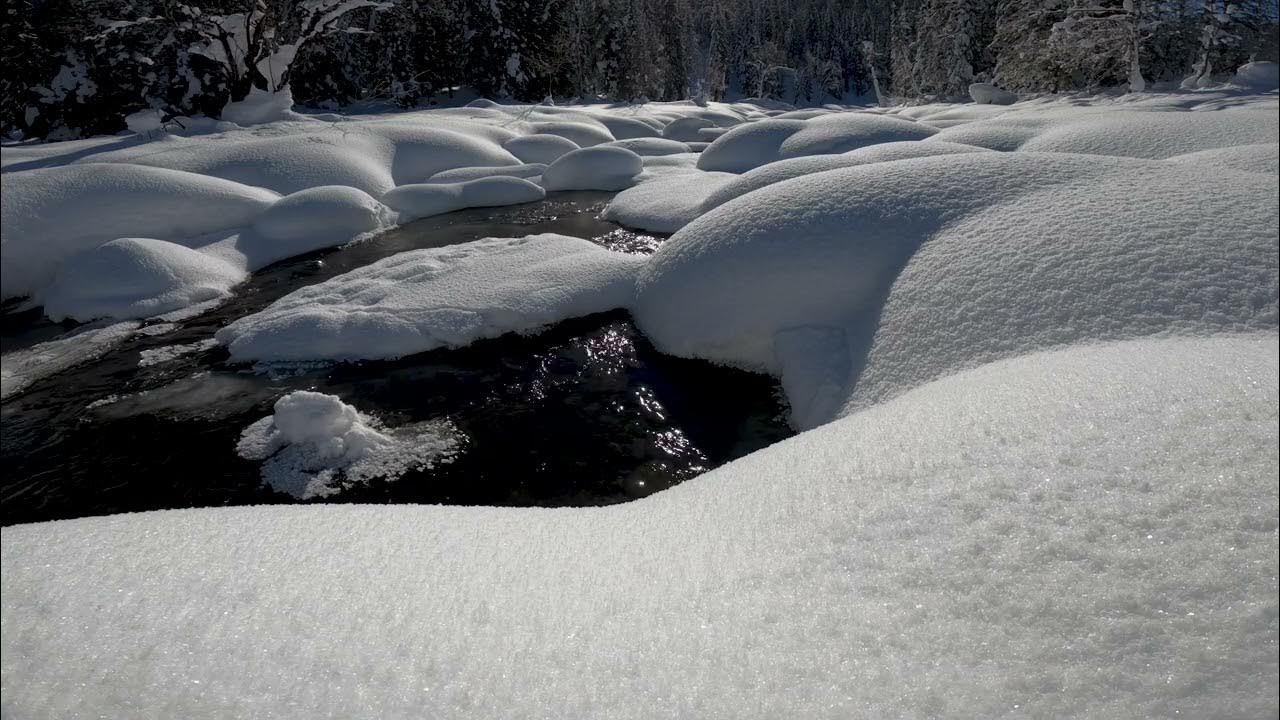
[1018,109,1280,159]
[42,238,247,322]
[695,119,808,172]
[634,152,1278,427]
[383,176,545,222]
[777,112,939,158]
[1234,60,1280,91]
[968,82,1017,105]
[3,334,1275,718]
[424,163,546,184]
[216,234,645,362]
[0,163,276,300]
[1167,142,1279,175]
[701,140,990,211]
[602,171,736,233]
[502,134,579,164]
[237,391,459,499]
[541,146,644,191]
[219,87,300,126]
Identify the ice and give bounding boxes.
[216,234,646,362]
[2,334,1275,718]
[236,390,460,498]
[634,152,1277,427]
[137,339,219,367]
[383,176,546,222]
[42,238,248,322]
[541,146,644,191]
[0,321,141,399]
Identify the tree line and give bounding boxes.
[4,0,1277,140]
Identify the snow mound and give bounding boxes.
[3,334,1275,718]
[661,116,716,142]
[0,163,276,300]
[701,140,990,211]
[1234,61,1280,91]
[251,185,392,249]
[42,238,247,322]
[604,137,691,156]
[219,87,300,126]
[542,146,644,191]
[424,163,546,184]
[528,121,614,148]
[1167,143,1279,175]
[383,176,545,222]
[968,82,1017,105]
[1017,110,1279,159]
[236,391,459,499]
[502,134,579,164]
[778,113,939,158]
[634,152,1278,427]
[216,234,646,362]
[591,114,662,140]
[925,119,1048,151]
[696,119,808,172]
[602,171,736,233]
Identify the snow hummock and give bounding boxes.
[216,234,646,362]
[236,390,460,499]
[695,119,809,172]
[503,134,580,164]
[42,238,247,322]
[3,333,1276,718]
[383,177,545,223]
[602,170,736,232]
[424,163,547,184]
[541,146,644,191]
[968,82,1017,105]
[1234,61,1280,91]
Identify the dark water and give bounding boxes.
[0,193,792,526]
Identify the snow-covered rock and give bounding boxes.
[124,108,165,135]
[1234,61,1280,91]
[634,152,1278,427]
[968,82,1018,105]
[251,185,392,249]
[237,391,460,499]
[216,234,646,362]
[541,146,644,191]
[603,137,691,156]
[661,116,716,142]
[423,163,546,184]
[42,238,247,322]
[502,134,580,164]
[383,176,546,222]
[3,333,1275,718]
[696,119,808,172]
[529,120,614,147]
[220,87,300,126]
[777,112,939,158]
[602,171,736,233]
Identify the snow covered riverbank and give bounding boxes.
[2,88,1278,718]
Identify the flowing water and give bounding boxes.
[1,193,792,526]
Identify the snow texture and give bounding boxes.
[503,134,580,164]
[3,334,1276,718]
[236,390,460,499]
[383,177,545,223]
[1234,61,1280,91]
[424,163,547,184]
[968,82,1018,105]
[541,146,644,191]
[602,170,736,233]
[216,234,646,362]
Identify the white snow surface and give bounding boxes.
[383,177,545,223]
[502,133,580,164]
[216,234,646,362]
[602,170,737,233]
[541,145,644,191]
[634,151,1278,426]
[3,334,1276,718]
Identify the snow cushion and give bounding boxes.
[601,171,736,233]
[216,234,646,362]
[634,152,1278,427]
[42,238,247,322]
[251,185,392,247]
[502,134,580,164]
[968,82,1017,105]
[777,112,939,158]
[696,119,808,172]
[2,333,1275,718]
[603,137,692,156]
[382,177,546,222]
[541,146,644,191]
[423,163,546,184]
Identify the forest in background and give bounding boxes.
[4,0,1278,140]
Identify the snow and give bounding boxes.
[424,163,547,183]
[776,112,939,158]
[382,176,545,222]
[3,333,1276,718]
[1167,143,1279,175]
[528,120,614,147]
[251,185,392,247]
[634,151,1278,428]
[502,134,579,164]
[968,82,1017,105]
[602,170,736,233]
[219,86,301,126]
[660,115,717,142]
[137,339,219,367]
[42,238,248,322]
[236,390,460,499]
[695,119,808,172]
[216,234,646,362]
[1234,61,1280,91]
[541,145,644,191]
[0,163,276,300]
[603,137,691,156]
